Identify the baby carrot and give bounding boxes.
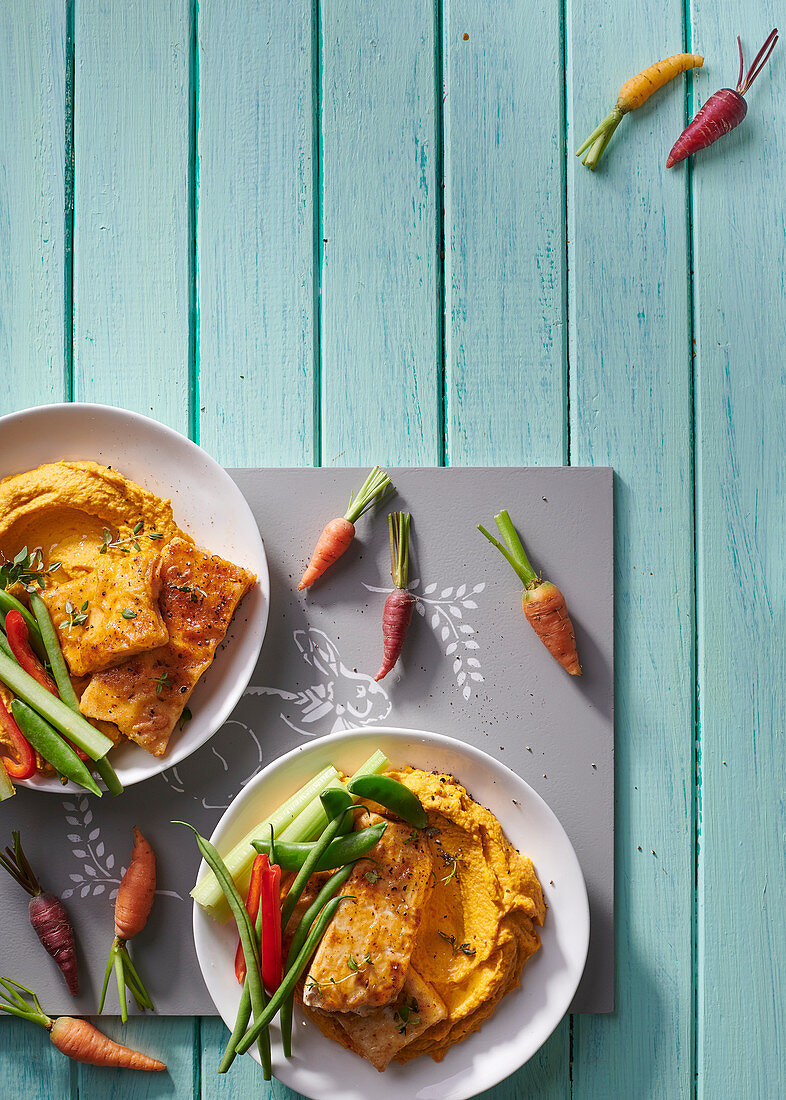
[375,512,416,681]
[0,978,165,1070]
[298,466,394,590]
[478,510,581,676]
[0,832,79,995]
[577,52,704,169]
[667,30,778,167]
[98,828,156,1023]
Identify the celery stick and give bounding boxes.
[228,777,349,909]
[279,777,348,843]
[194,750,390,922]
[191,765,339,918]
[0,650,113,760]
[282,749,391,844]
[0,762,15,801]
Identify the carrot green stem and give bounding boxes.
[344,467,394,524]
[388,512,411,590]
[0,978,51,1028]
[99,938,154,1023]
[0,830,41,895]
[478,510,539,588]
[575,106,624,169]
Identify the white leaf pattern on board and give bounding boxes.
[244,628,391,739]
[363,578,486,697]
[60,797,182,901]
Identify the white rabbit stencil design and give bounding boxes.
[244,628,392,738]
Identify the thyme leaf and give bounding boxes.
[59,600,89,632]
[0,547,61,592]
[153,672,173,695]
[99,523,165,555]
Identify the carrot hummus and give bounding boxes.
[302,766,545,1068]
[397,767,545,1062]
[0,461,254,764]
[0,461,183,580]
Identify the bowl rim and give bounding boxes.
[0,401,270,790]
[192,724,590,1099]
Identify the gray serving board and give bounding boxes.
[0,467,613,1015]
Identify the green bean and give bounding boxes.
[347,774,428,828]
[175,822,271,1080]
[29,593,123,797]
[320,786,354,835]
[219,978,251,1074]
[280,861,357,1058]
[235,895,355,1057]
[0,649,112,760]
[252,822,387,873]
[11,701,101,796]
[218,893,272,1074]
[0,630,13,661]
[279,797,367,931]
[0,591,46,662]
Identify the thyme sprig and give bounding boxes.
[99,521,164,555]
[0,547,61,592]
[438,930,476,957]
[177,583,207,602]
[59,600,89,632]
[393,996,421,1035]
[439,849,463,886]
[153,672,173,696]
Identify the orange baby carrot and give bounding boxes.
[99,827,157,1023]
[298,466,394,590]
[478,510,581,676]
[577,52,704,169]
[50,1016,165,1070]
[0,978,165,1070]
[114,827,156,940]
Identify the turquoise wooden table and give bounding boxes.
[1,1,783,1097]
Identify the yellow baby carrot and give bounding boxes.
[577,52,704,169]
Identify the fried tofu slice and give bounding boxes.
[302,814,434,1014]
[78,539,255,757]
[41,554,169,676]
[306,967,447,1072]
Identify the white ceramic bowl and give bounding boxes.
[0,403,269,790]
[193,726,589,1100]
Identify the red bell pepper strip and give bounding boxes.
[235,854,267,985]
[0,696,36,780]
[4,610,90,764]
[259,860,283,992]
[4,611,58,695]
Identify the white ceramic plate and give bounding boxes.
[0,403,269,790]
[193,726,589,1100]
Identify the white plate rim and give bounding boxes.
[192,724,590,1100]
[0,401,270,790]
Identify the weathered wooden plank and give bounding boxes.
[442,3,570,1096]
[71,0,191,430]
[319,0,441,466]
[70,2,197,1096]
[0,1,71,1089]
[689,7,785,1096]
[197,0,316,466]
[0,0,67,415]
[196,0,315,1094]
[443,0,566,467]
[566,3,695,1098]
